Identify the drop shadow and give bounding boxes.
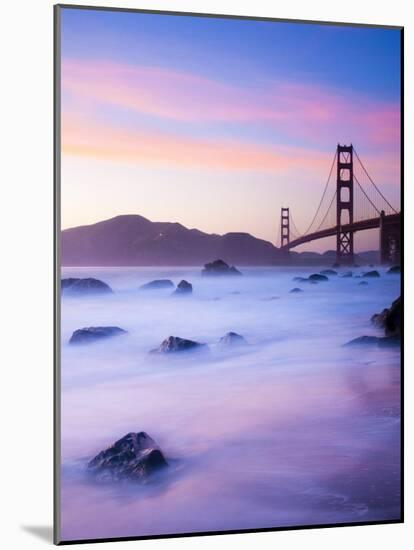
[21,525,53,543]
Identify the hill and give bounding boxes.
[61,215,281,266]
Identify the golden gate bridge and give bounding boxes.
[277,144,401,265]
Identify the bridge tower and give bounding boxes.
[336,144,354,265]
[281,207,290,248]
[379,210,401,264]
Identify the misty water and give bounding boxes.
[60,266,401,541]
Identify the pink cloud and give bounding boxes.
[62,58,400,152]
[61,58,400,188]
[62,113,331,175]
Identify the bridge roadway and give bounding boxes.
[282,213,401,250]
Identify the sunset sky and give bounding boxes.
[60,7,401,251]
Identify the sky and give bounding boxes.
[60,7,401,252]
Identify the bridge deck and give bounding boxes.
[283,213,400,250]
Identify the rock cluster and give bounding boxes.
[140,279,174,290]
[173,280,193,296]
[61,277,113,295]
[344,335,400,348]
[371,297,401,337]
[219,332,247,346]
[345,296,401,347]
[151,335,207,354]
[363,270,380,278]
[69,326,127,345]
[308,273,329,282]
[87,432,168,482]
[202,259,242,276]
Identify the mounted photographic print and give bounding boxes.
[54,4,403,545]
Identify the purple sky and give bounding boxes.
[60,8,401,251]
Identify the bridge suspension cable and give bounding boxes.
[353,147,398,214]
[298,149,338,237]
[313,189,337,232]
[289,211,303,239]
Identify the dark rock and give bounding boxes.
[140,279,174,290]
[344,335,400,347]
[61,277,113,295]
[371,297,401,337]
[87,432,168,482]
[363,270,380,278]
[320,269,337,276]
[293,276,308,282]
[341,271,353,278]
[202,259,242,276]
[308,273,329,282]
[219,332,247,346]
[172,280,193,296]
[69,326,127,345]
[151,336,207,354]
[387,265,400,274]
[358,281,368,286]
[290,287,303,293]
[345,335,380,346]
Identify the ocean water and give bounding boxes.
[59,266,401,541]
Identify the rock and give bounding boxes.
[358,281,368,286]
[61,277,113,295]
[201,259,242,276]
[69,326,127,345]
[219,331,247,346]
[341,271,353,278]
[87,432,168,482]
[387,265,400,274]
[363,270,380,278]
[140,279,174,290]
[320,269,337,276]
[151,336,207,354]
[290,287,303,293]
[344,335,400,348]
[308,273,328,282]
[172,280,193,296]
[293,276,308,282]
[371,297,401,337]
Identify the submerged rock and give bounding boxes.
[61,277,113,295]
[371,297,401,337]
[69,326,127,345]
[341,271,353,278]
[172,280,193,296]
[387,265,400,274]
[293,276,308,283]
[219,331,247,346]
[151,336,207,354]
[358,281,368,286]
[140,279,174,290]
[363,270,380,278]
[320,269,337,276]
[202,259,242,276]
[290,287,303,293]
[308,273,329,282]
[87,432,168,482]
[344,335,400,348]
